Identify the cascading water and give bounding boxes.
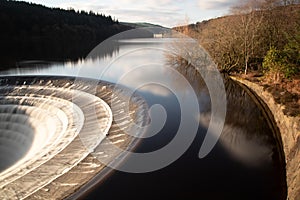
[0,106,35,172]
[0,76,149,199]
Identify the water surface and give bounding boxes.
[1,38,286,200]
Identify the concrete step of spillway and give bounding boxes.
[0,76,149,200]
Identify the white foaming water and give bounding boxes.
[0,78,114,199]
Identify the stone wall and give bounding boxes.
[231,77,300,200]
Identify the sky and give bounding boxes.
[24,0,240,27]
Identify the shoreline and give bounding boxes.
[231,76,300,200]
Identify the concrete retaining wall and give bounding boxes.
[232,77,300,200]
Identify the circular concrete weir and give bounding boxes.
[0,76,149,200]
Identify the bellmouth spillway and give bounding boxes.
[0,76,149,199]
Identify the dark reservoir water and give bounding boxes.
[1,37,286,200]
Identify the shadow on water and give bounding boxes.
[0,27,161,71]
[0,39,121,71]
[80,64,287,200]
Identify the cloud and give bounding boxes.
[198,0,239,10]
[57,0,185,27]
[109,9,184,26]
[32,0,237,27]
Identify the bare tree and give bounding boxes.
[231,0,264,74]
[179,0,300,74]
[197,16,243,72]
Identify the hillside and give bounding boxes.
[0,0,132,67]
[174,2,300,116]
[121,22,167,29]
[174,3,300,75]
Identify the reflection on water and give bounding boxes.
[1,38,172,84]
[1,38,286,199]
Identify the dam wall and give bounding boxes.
[232,77,300,200]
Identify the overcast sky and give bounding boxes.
[24,0,240,27]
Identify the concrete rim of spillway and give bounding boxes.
[0,76,148,199]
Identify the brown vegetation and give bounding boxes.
[175,0,299,76]
[174,0,300,117]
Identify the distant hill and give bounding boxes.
[121,22,168,29]
[0,0,132,67]
[120,22,171,37]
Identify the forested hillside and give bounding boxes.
[175,0,300,80]
[0,0,132,66]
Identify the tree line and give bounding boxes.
[0,0,132,67]
[175,0,300,81]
